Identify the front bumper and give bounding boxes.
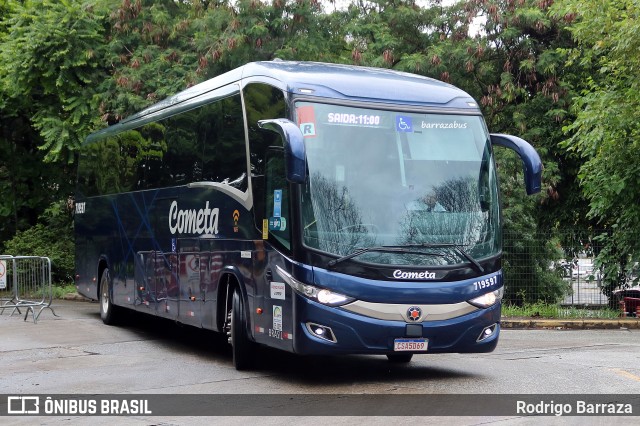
[292,292,501,355]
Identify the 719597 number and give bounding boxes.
[472,275,498,291]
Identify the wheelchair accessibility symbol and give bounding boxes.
[396,115,412,132]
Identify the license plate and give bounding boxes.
[393,338,428,352]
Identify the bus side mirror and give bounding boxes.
[258,119,306,184]
[490,133,542,195]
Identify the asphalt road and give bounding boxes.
[1,300,639,425]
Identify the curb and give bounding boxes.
[61,293,88,301]
[501,318,640,330]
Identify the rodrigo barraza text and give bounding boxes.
[516,400,632,416]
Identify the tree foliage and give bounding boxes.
[0,0,112,249]
[1,0,112,161]
[552,0,640,293]
[3,200,75,283]
[96,0,197,121]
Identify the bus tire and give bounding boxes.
[386,353,413,363]
[99,268,120,325]
[230,287,256,370]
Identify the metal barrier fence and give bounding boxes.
[502,231,640,318]
[0,255,57,323]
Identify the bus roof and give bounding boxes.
[90,61,479,141]
[242,61,476,108]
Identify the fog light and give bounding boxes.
[306,322,337,343]
[477,323,497,342]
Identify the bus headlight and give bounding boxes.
[468,287,504,308]
[276,265,355,307]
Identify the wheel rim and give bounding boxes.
[226,307,233,345]
[101,280,109,313]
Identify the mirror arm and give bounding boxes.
[258,119,306,184]
[490,133,543,195]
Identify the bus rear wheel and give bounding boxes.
[99,268,121,325]
[228,287,256,370]
[386,353,413,363]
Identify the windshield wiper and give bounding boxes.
[327,245,447,268]
[399,243,485,274]
[327,243,484,274]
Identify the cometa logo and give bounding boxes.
[169,200,219,235]
[393,270,437,280]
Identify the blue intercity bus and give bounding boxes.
[75,61,542,369]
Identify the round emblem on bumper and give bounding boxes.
[407,306,422,322]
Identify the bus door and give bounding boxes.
[178,240,202,326]
[199,239,224,331]
[156,249,178,320]
[254,147,295,351]
[133,250,177,318]
[152,195,180,319]
[134,250,159,313]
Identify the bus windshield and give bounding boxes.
[297,102,501,267]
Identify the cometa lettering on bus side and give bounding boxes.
[169,200,219,235]
[393,270,436,280]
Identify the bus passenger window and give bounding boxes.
[162,112,201,185]
[201,95,248,191]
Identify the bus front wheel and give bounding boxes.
[229,287,256,370]
[99,268,121,325]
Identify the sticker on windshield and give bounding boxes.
[420,120,468,129]
[268,217,287,232]
[327,113,382,126]
[273,189,282,218]
[396,115,413,132]
[297,105,317,138]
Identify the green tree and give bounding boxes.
[441,0,588,303]
[1,0,113,161]
[552,0,640,295]
[3,200,75,283]
[0,0,113,251]
[96,0,347,122]
[337,0,438,68]
[0,111,67,245]
[185,0,348,76]
[96,0,197,121]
